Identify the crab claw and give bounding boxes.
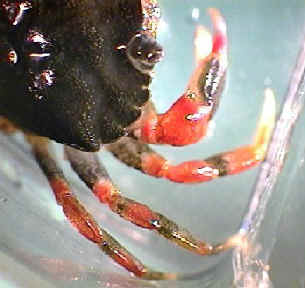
[137,8,228,146]
[141,89,276,183]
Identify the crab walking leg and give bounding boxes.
[24,135,164,278]
[113,90,275,183]
[65,146,239,256]
[135,9,227,146]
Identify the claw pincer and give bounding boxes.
[139,8,228,146]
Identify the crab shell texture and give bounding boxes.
[0,0,156,151]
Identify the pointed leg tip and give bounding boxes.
[226,234,249,250]
[263,88,276,125]
[208,234,248,254]
[140,269,179,281]
[254,88,276,154]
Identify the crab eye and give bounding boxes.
[126,33,164,74]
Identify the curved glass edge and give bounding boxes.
[233,31,305,288]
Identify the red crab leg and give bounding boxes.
[112,89,275,183]
[135,8,228,146]
[25,135,170,279]
[65,146,241,257]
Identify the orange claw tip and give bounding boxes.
[253,88,276,159]
[207,8,228,63]
[207,8,227,35]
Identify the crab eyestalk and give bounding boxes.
[127,33,164,75]
[136,8,228,146]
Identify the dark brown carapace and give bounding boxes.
[0,0,161,150]
[0,0,275,279]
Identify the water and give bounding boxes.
[1,1,305,287]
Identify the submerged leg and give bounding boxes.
[110,90,275,183]
[25,134,171,279]
[65,145,239,256]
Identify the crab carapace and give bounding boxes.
[0,0,275,279]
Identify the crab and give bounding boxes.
[0,0,275,280]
